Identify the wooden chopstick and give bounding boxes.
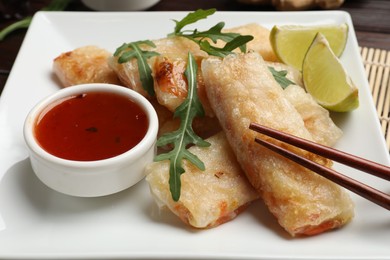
[249,122,390,210]
[249,123,390,181]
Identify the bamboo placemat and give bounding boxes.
[360,47,390,152]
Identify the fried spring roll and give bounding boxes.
[145,132,259,228]
[53,45,121,87]
[202,52,354,236]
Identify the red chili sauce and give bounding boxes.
[34,91,148,161]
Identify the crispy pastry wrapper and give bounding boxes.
[145,132,260,228]
[53,45,121,87]
[202,52,354,236]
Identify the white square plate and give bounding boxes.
[0,11,389,259]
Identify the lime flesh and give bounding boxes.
[270,23,348,70]
[302,33,359,112]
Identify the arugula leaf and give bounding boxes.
[114,40,160,96]
[155,52,211,201]
[199,35,254,57]
[268,66,296,89]
[198,41,232,58]
[0,0,72,41]
[184,22,237,43]
[172,8,216,34]
[170,9,253,57]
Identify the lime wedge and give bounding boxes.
[270,23,348,70]
[302,33,358,112]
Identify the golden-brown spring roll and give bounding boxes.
[202,52,354,236]
[53,45,121,87]
[145,132,259,228]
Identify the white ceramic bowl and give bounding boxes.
[24,83,158,197]
[81,0,160,11]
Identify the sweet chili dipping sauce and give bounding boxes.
[34,91,148,161]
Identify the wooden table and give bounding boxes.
[1,0,389,95]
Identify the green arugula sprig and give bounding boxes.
[0,0,72,41]
[172,8,215,34]
[268,67,296,89]
[170,9,254,57]
[155,52,211,201]
[114,40,160,96]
